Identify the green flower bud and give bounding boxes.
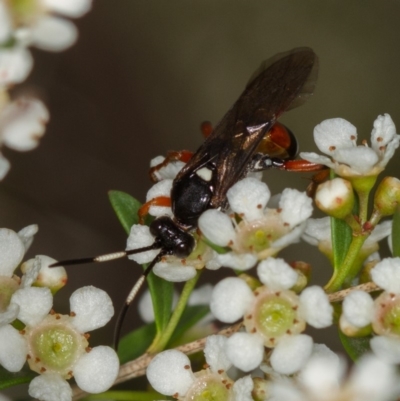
[374,177,400,216]
[315,178,355,219]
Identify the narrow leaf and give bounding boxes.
[0,366,35,390]
[108,190,142,234]
[147,271,174,334]
[392,205,400,257]
[339,330,371,361]
[331,217,352,271]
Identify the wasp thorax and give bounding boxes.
[150,216,195,258]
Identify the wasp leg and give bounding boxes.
[249,153,326,172]
[200,121,213,138]
[138,196,171,224]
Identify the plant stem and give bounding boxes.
[324,234,368,293]
[147,270,201,353]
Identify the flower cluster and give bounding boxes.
[210,258,333,374]
[127,173,312,281]
[0,225,119,401]
[147,335,254,401]
[0,0,93,179]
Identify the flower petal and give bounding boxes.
[147,350,195,396]
[126,224,160,264]
[146,179,173,217]
[225,332,264,372]
[370,335,400,364]
[0,2,12,43]
[232,375,254,401]
[153,260,197,282]
[0,228,25,277]
[210,277,254,323]
[74,346,119,393]
[1,98,49,151]
[257,258,298,290]
[0,325,27,372]
[215,252,257,271]
[342,290,373,327]
[371,258,400,293]
[300,151,335,169]
[227,177,271,221]
[0,152,10,180]
[333,146,379,174]
[298,346,344,395]
[0,303,19,326]
[29,373,72,401]
[349,353,399,401]
[70,286,114,332]
[0,47,33,86]
[313,118,357,154]
[31,16,78,51]
[299,286,333,328]
[17,224,38,252]
[198,209,235,247]
[204,335,232,373]
[270,334,313,375]
[42,0,92,18]
[279,188,313,227]
[371,114,399,155]
[11,287,53,326]
[150,156,185,180]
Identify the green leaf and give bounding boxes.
[392,205,400,257]
[108,190,174,335]
[339,331,371,361]
[331,216,352,270]
[146,272,174,334]
[108,191,142,234]
[0,366,35,390]
[169,304,210,344]
[118,322,156,364]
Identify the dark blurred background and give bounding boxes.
[1,1,400,351]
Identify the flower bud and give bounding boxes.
[289,261,311,292]
[252,377,270,401]
[21,255,67,294]
[315,177,355,219]
[339,314,372,337]
[374,177,400,216]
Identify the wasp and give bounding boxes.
[51,47,324,344]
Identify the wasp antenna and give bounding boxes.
[114,251,165,350]
[49,244,160,268]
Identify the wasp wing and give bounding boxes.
[175,47,318,209]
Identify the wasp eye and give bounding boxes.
[174,237,195,258]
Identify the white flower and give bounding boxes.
[270,353,400,401]
[340,257,400,363]
[0,94,49,179]
[199,178,312,270]
[0,47,33,87]
[210,259,332,374]
[301,115,400,178]
[146,335,253,401]
[302,217,392,259]
[2,0,92,52]
[23,286,118,401]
